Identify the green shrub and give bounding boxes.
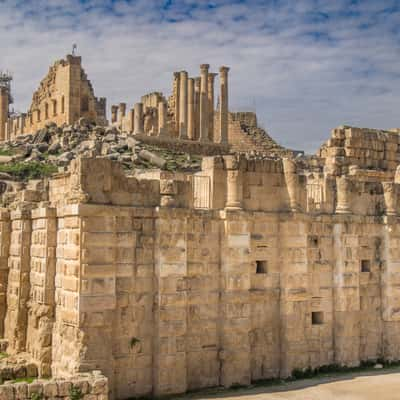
[0,162,57,181]
[30,392,43,400]
[0,148,14,156]
[69,385,83,400]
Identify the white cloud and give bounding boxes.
[1,0,400,152]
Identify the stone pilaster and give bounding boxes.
[179,71,188,139]
[0,209,10,337]
[51,205,82,378]
[208,73,217,141]
[26,207,57,377]
[219,211,251,387]
[332,221,361,366]
[187,78,195,140]
[158,101,167,136]
[134,102,144,135]
[219,66,229,145]
[4,208,32,353]
[199,64,209,142]
[154,208,188,395]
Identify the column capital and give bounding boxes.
[173,71,180,79]
[180,70,188,77]
[220,66,230,74]
[208,72,218,80]
[200,64,210,72]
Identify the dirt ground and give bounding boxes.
[179,369,400,400]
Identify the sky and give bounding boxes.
[1,0,400,153]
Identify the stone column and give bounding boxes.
[173,72,180,134]
[111,105,118,123]
[283,158,300,212]
[118,102,126,124]
[179,71,188,139]
[383,182,398,216]
[0,209,10,337]
[208,73,217,141]
[158,101,167,136]
[199,64,209,142]
[134,102,144,135]
[336,175,352,214]
[219,66,230,145]
[187,78,195,140]
[128,108,135,133]
[225,156,244,210]
[194,78,201,140]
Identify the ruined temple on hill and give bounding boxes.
[0,55,400,400]
[0,55,106,141]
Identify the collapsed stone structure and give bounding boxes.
[0,55,400,400]
[0,55,106,141]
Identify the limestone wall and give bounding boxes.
[0,372,108,400]
[1,154,400,398]
[319,126,400,174]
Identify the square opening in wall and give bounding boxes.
[309,236,319,248]
[361,259,371,273]
[312,311,324,325]
[256,260,268,274]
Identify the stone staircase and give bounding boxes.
[228,112,291,156]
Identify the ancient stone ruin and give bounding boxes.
[0,54,400,399]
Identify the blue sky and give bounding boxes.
[1,0,400,152]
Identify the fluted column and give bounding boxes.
[219,66,229,145]
[158,101,167,136]
[173,72,180,134]
[134,102,144,135]
[187,78,195,140]
[208,73,217,142]
[199,64,209,142]
[179,71,188,139]
[194,78,201,140]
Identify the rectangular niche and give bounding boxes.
[256,260,268,274]
[312,311,324,325]
[361,259,371,273]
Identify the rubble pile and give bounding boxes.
[0,119,203,181]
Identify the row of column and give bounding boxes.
[111,101,165,136]
[175,65,229,144]
[110,64,229,144]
